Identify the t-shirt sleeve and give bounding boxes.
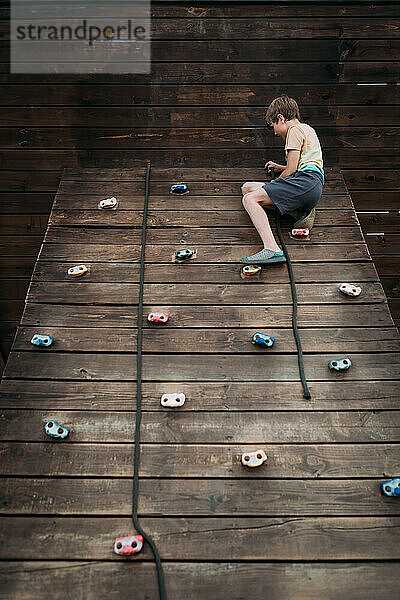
[285,126,305,152]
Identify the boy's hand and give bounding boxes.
[264,161,281,172]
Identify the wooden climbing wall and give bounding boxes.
[0,166,400,599]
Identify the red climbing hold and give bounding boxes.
[148,312,169,323]
[113,535,143,556]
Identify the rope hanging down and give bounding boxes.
[132,162,167,599]
[270,167,311,400]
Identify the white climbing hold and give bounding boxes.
[290,228,310,239]
[67,265,88,277]
[339,283,361,297]
[241,449,267,468]
[98,197,118,209]
[161,393,186,408]
[242,265,261,276]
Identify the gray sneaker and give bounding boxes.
[239,249,286,264]
[294,207,316,229]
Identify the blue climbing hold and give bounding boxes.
[31,334,54,347]
[170,183,188,194]
[175,248,194,261]
[329,358,351,371]
[45,420,69,439]
[252,332,275,348]
[381,478,400,497]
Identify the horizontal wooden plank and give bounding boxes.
[1,41,344,63]
[0,214,48,235]
[0,257,34,279]
[26,282,385,305]
[1,4,398,18]
[12,326,400,354]
[0,561,397,600]
[4,125,398,150]
[21,303,395,328]
[0,151,400,175]
[382,277,400,298]
[63,167,340,182]
[0,61,398,83]
[4,106,399,129]
[0,192,54,214]
[3,82,397,105]
[1,410,399,443]
[1,380,399,411]
[49,209,357,227]
[31,261,379,284]
[0,235,42,256]
[358,213,400,233]
[0,125,400,151]
[4,19,400,41]
[4,352,400,382]
[2,478,399,516]
[55,170,340,189]
[1,516,399,560]
[366,234,400,255]
[0,170,61,191]
[0,149,397,173]
[44,226,365,245]
[39,242,371,263]
[0,279,29,300]
[344,170,400,190]
[372,256,400,277]
[2,442,398,478]
[0,300,24,321]
[53,193,351,211]
[352,191,400,211]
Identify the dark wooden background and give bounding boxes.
[0,0,399,369]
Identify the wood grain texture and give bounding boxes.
[1,163,399,598]
[0,561,398,600]
[1,442,399,478]
[2,478,400,516]
[1,380,399,411]
[4,352,400,382]
[1,516,400,560]
[1,410,399,443]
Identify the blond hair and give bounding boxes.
[265,95,301,125]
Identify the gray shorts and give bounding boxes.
[262,170,324,216]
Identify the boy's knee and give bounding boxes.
[241,181,254,195]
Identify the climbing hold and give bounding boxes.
[31,334,54,347]
[45,421,69,439]
[339,283,361,297]
[161,393,186,407]
[170,183,188,195]
[175,248,194,261]
[148,312,169,323]
[67,265,88,277]
[98,197,118,209]
[242,265,261,277]
[329,358,351,371]
[113,535,143,556]
[252,332,275,348]
[241,449,267,468]
[381,478,400,497]
[290,228,310,239]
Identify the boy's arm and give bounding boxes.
[279,149,300,179]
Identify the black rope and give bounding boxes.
[269,167,311,400]
[132,162,167,599]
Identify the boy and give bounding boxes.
[240,94,324,264]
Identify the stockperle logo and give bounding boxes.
[11,0,151,74]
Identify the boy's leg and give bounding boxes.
[241,182,281,253]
